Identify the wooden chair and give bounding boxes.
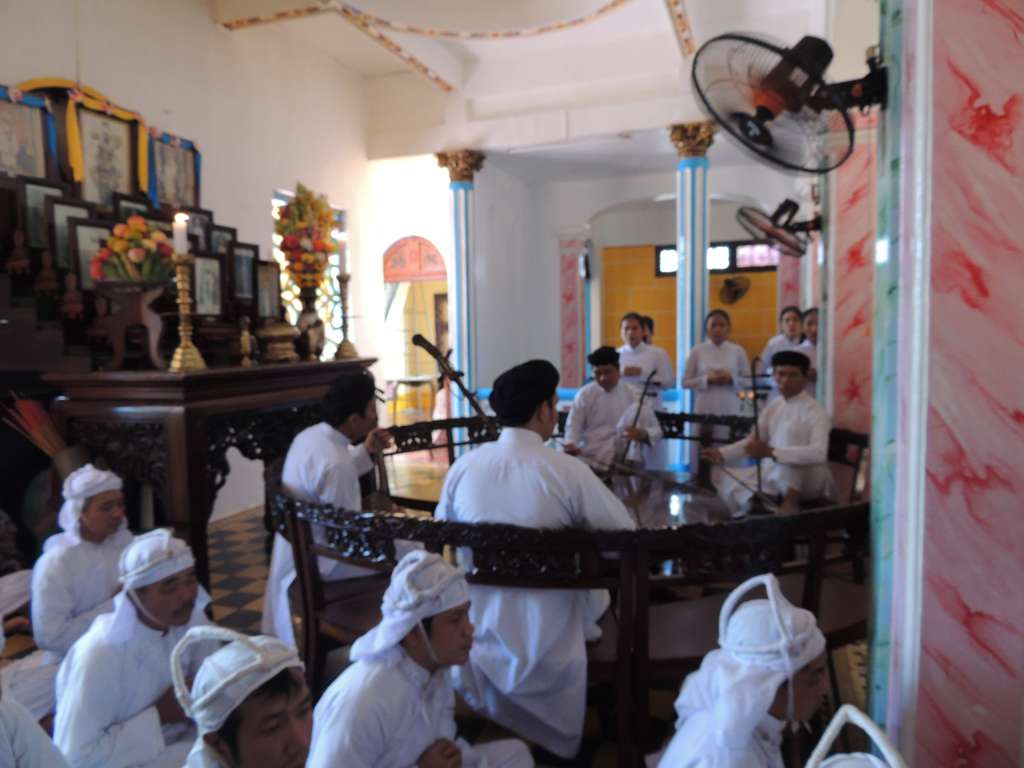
[827,428,870,504]
[631,502,870,754]
[270,487,639,767]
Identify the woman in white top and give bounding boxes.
[759,305,805,402]
[682,310,749,443]
[799,307,819,397]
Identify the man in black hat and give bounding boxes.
[435,359,635,760]
[564,346,662,468]
[701,350,834,515]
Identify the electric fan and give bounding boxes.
[736,198,821,258]
[718,275,751,304]
[692,34,886,173]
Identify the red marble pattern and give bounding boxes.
[831,139,876,434]
[776,253,801,314]
[914,2,1024,763]
[558,239,584,387]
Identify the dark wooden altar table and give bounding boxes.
[44,359,375,584]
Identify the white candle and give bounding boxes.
[339,243,347,274]
[173,213,189,253]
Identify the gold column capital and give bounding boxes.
[669,121,716,158]
[436,150,485,183]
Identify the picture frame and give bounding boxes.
[210,224,236,258]
[230,241,258,309]
[46,196,95,271]
[76,108,138,210]
[17,176,68,249]
[178,206,212,254]
[257,261,282,320]
[111,192,151,221]
[0,85,58,181]
[192,254,224,318]
[66,216,112,291]
[149,131,200,209]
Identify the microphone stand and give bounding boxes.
[747,356,772,516]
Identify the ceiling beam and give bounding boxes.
[211,0,329,30]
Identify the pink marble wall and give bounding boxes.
[776,253,802,313]
[831,131,877,434]
[913,2,1024,763]
[558,238,585,387]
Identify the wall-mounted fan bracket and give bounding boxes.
[816,56,887,113]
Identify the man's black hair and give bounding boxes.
[215,668,306,760]
[771,350,811,375]
[322,371,376,428]
[778,305,802,322]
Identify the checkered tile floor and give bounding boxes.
[207,508,269,634]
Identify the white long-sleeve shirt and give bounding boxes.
[435,428,635,757]
[657,710,785,768]
[262,422,376,644]
[564,381,663,467]
[682,340,749,418]
[720,391,829,467]
[53,598,213,768]
[617,342,674,392]
[308,649,532,768]
[798,339,818,397]
[0,694,70,768]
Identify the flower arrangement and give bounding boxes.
[274,183,338,289]
[89,215,175,283]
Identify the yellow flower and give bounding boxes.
[150,230,167,242]
[109,238,129,254]
[141,239,155,251]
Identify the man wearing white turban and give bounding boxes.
[171,627,312,768]
[0,622,70,767]
[54,529,216,768]
[1,464,133,718]
[805,705,906,768]
[307,550,534,768]
[657,573,830,768]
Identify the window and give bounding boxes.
[655,240,780,276]
[271,191,349,359]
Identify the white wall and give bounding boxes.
[0,0,369,520]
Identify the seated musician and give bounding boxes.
[2,465,133,719]
[308,551,533,768]
[262,371,392,646]
[436,359,636,760]
[701,350,834,515]
[563,345,662,469]
[656,574,829,767]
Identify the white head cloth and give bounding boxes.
[106,529,208,643]
[808,705,907,768]
[53,463,123,547]
[672,574,825,748]
[350,550,469,662]
[172,626,304,735]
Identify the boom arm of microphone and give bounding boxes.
[411,334,487,418]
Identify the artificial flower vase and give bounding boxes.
[295,285,325,362]
[94,281,169,370]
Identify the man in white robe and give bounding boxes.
[2,465,133,718]
[171,626,312,768]
[54,529,215,768]
[0,623,70,767]
[262,370,392,645]
[308,551,533,768]
[656,573,829,768]
[806,705,906,768]
[436,360,636,759]
[564,346,663,469]
[618,313,674,393]
[703,351,834,516]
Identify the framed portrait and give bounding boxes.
[193,255,223,317]
[67,216,112,291]
[78,109,136,209]
[152,134,199,209]
[210,224,236,258]
[179,206,212,254]
[46,197,95,271]
[17,176,68,249]
[111,192,150,221]
[231,241,258,305]
[0,86,57,181]
[257,261,282,319]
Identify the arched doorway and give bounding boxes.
[381,236,448,424]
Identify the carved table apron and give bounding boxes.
[45,359,375,584]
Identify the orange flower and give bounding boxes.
[127,215,147,232]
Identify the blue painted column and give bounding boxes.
[670,122,715,472]
[437,150,484,420]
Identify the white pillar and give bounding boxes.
[436,150,484,419]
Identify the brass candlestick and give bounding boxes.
[169,250,207,372]
[334,272,358,359]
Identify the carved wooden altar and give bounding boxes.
[43,359,374,583]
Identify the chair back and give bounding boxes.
[654,411,754,445]
[827,428,870,503]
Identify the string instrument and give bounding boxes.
[615,369,659,467]
[412,333,486,419]
[746,355,773,515]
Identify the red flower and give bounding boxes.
[157,242,172,257]
[313,239,327,252]
[282,235,300,250]
[90,260,105,281]
[97,247,112,262]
